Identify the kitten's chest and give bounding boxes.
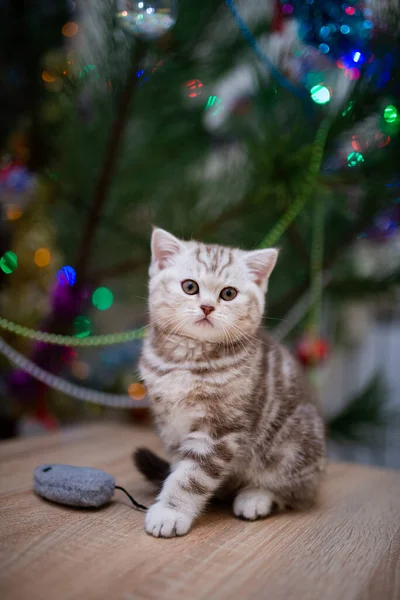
[146,370,205,449]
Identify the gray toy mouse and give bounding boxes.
[33,464,147,510]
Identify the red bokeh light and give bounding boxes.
[351,135,369,152]
[375,133,391,148]
[344,67,360,80]
[183,79,204,98]
[345,6,355,15]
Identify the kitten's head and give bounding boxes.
[148,228,278,343]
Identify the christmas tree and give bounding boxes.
[1,0,400,457]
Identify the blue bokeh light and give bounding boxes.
[57,265,77,286]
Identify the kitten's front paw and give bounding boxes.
[145,502,193,538]
[233,488,273,521]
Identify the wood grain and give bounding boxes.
[0,423,399,600]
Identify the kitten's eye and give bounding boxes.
[220,287,238,301]
[182,280,199,295]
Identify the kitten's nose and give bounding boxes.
[201,305,215,317]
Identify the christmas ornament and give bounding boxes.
[115,0,177,40]
[295,333,329,367]
[92,287,114,311]
[297,185,328,369]
[0,251,18,275]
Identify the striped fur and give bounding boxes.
[139,229,326,537]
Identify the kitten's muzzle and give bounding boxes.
[195,316,214,328]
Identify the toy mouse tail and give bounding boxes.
[133,447,170,488]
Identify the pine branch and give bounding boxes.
[329,271,400,299]
[327,374,390,443]
[269,210,379,317]
[74,40,146,280]
[90,254,149,280]
[284,223,310,266]
[90,190,257,280]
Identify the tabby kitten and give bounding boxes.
[135,228,326,538]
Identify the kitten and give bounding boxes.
[135,228,326,538]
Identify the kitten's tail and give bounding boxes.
[133,447,170,487]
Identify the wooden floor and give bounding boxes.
[0,423,399,600]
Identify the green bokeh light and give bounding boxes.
[347,151,365,168]
[310,84,331,105]
[205,95,222,116]
[342,101,354,117]
[383,105,398,124]
[74,316,91,338]
[92,287,114,311]
[0,251,18,275]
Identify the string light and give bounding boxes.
[344,67,360,80]
[183,80,203,98]
[282,4,294,15]
[384,105,398,124]
[310,84,331,105]
[351,135,366,152]
[342,101,353,116]
[0,251,18,274]
[34,248,51,268]
[42,71,57,83]
[347,151,364,167]
[92,287,114,311]
[205,95,222,116]
[128,383,147,401]
[73,316,91,338]
[375,133,391,148]
[62,22,79,37]
[6,205,22,221]
[78,65,98,79]
[71,360,90,380]
[57,266,76,286]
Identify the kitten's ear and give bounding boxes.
[245,248,279,286]
[151,228,184,270]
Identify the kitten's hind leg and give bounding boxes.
[233,488,275,521]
